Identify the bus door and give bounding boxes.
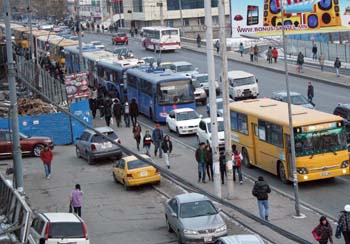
[251,123,258,165]
[284,134,293,179]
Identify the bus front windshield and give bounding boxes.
[294,127,347,157]
[158,80,194,104]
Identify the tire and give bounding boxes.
[242,148,252,168]
[166,216,174,233]
[149,108,153,121]
[33,144,45,157]
[76,147,81,158]
[113,172,119,183]
[177,230,183,244]
[278,162,289,184]
[87,153,94,165]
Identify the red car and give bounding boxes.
[112,33,128,45]
[0,129,54,158]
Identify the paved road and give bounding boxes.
[84,33,350,217]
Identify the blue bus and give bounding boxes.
[96,57,144,102]
[126,67,196,122]
[64,45,101,74]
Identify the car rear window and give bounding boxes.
[91,131,118,143]
[118,33,126,37]
[49,222,84,238]
[127,159,150,170]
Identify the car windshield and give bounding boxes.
[230,76,255,86]
[91,131,118,143]
[48,222,85,238]
[127,159,150,170]
[157,80,194,105]
[281,95,309,105]
[294,127,347,157]
[207,121,224,133]
[196,75,208,83]
[180,200,217,218]
[177,64,194,72]
[177,111,199,121]
[118,33,127,37]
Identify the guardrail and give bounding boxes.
[0,173,32,243]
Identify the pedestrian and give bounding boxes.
[297,52,304,73]
[253,44,259,62]
[113,99,123,127]
[123,101,130,127]
[205,144,213,181]
[318,53,325,71]
[104,97,113,126]
[97,24,100,33]
[267,46,272,64]
[88,90,97,119]
[135,28,138,36]
[250,45,254,62]
[130,98,139,127]
[40,145,53,179]
[152,123,164,158]
[143,130,152,156]
[334,57,341,77]
[336,205,350,243]
[252,176,271,221]
[195,142,207,183]
[102,24,104,33]
[133,122,142,151]
[91,22,95,32]
[215,40,220,54]
[232,145,243,184]
[307,81,315,107]
[312,44,318,61]
[161,135,173,169]
[219,150,226,184]
[312,216,333,244]
[239,42,244,57]
[272,47,278,63]
[70,184,83,217]
[196,34,201,48]
[97,84,105,118]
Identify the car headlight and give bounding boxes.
[341,160,349,168]
[216,225,227,233]
[296,167,308,174]
[184,229,198,235]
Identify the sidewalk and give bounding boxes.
[181,42,350,88]
[97,117,343,244]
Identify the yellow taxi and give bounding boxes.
[112,155,161,190]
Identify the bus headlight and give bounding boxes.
[341,160,349,168]
[297,167,308,174]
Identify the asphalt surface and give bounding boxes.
[83,33,350,217]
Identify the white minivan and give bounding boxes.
[228,70,259,100]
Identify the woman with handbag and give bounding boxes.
[337,205,350,243]
[312,216,333,244]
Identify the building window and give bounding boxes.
[133,0,143,12]
[183,19,190,27]
[212,16,219,25]
[166,19,174,27]
[198,17,205,25]
[167,0,218,11]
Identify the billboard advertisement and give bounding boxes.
[65,72,91,100]
[231,0,350,37]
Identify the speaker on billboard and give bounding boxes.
[316,0,341,27]
[275,14,302,26]
[264,0,281,26]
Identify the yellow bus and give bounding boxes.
[229,98,349,183]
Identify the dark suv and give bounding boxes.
[333,104,350,150]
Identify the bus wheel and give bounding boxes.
[242,149,252,168]
[278,161,289,184]
[149,108,153,121]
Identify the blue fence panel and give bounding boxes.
[70,100,92,144]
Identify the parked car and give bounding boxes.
[192,73,220,95]
[112,154,160,190]
[196,117,225,150]
[0,129,54,157]
[75,126,122,164]
[215,234,265,244]
[271,91,314,109]
[90,41,105,50]
[28,212,89,244]
[165,193,227,244]
[228,70,259,100]
[207,98,234,117]
[112,33,128,45]
[171,61,199,80]
[166,108,202,135]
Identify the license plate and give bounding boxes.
[320,172,331,176]
[204,237,212,242]
[140,171,148,177]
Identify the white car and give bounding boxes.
[166,108,202,135]
[171,61,199,80]
[215,234,265,244]
[90,41,105,50]
[196,117,225,149]
[192,73,220,95]
[28,212,90,244]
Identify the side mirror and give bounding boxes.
[256,79,259,83]
[171,212,177,218]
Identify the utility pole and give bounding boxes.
[27,0,34,61]
[157,1,164,26]
[4,0,24,192]
[76,0,84,71]
[118,0,123,28]
[178,0,184,33]
[280,0,301,216]
[204,0,221,198]
[218,0,233,198]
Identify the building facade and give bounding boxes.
[123,0,230,38]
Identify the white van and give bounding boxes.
[228,70,259,100]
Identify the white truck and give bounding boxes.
[228,70,259,100]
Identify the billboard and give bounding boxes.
[65,72,91,100]
[231,0,350,37]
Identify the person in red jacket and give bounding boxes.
[272,47,278,63]
[40,145,53,179]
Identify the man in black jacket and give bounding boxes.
[129,98,139,127]
[307,81,315,107]
[252,176,271,221]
